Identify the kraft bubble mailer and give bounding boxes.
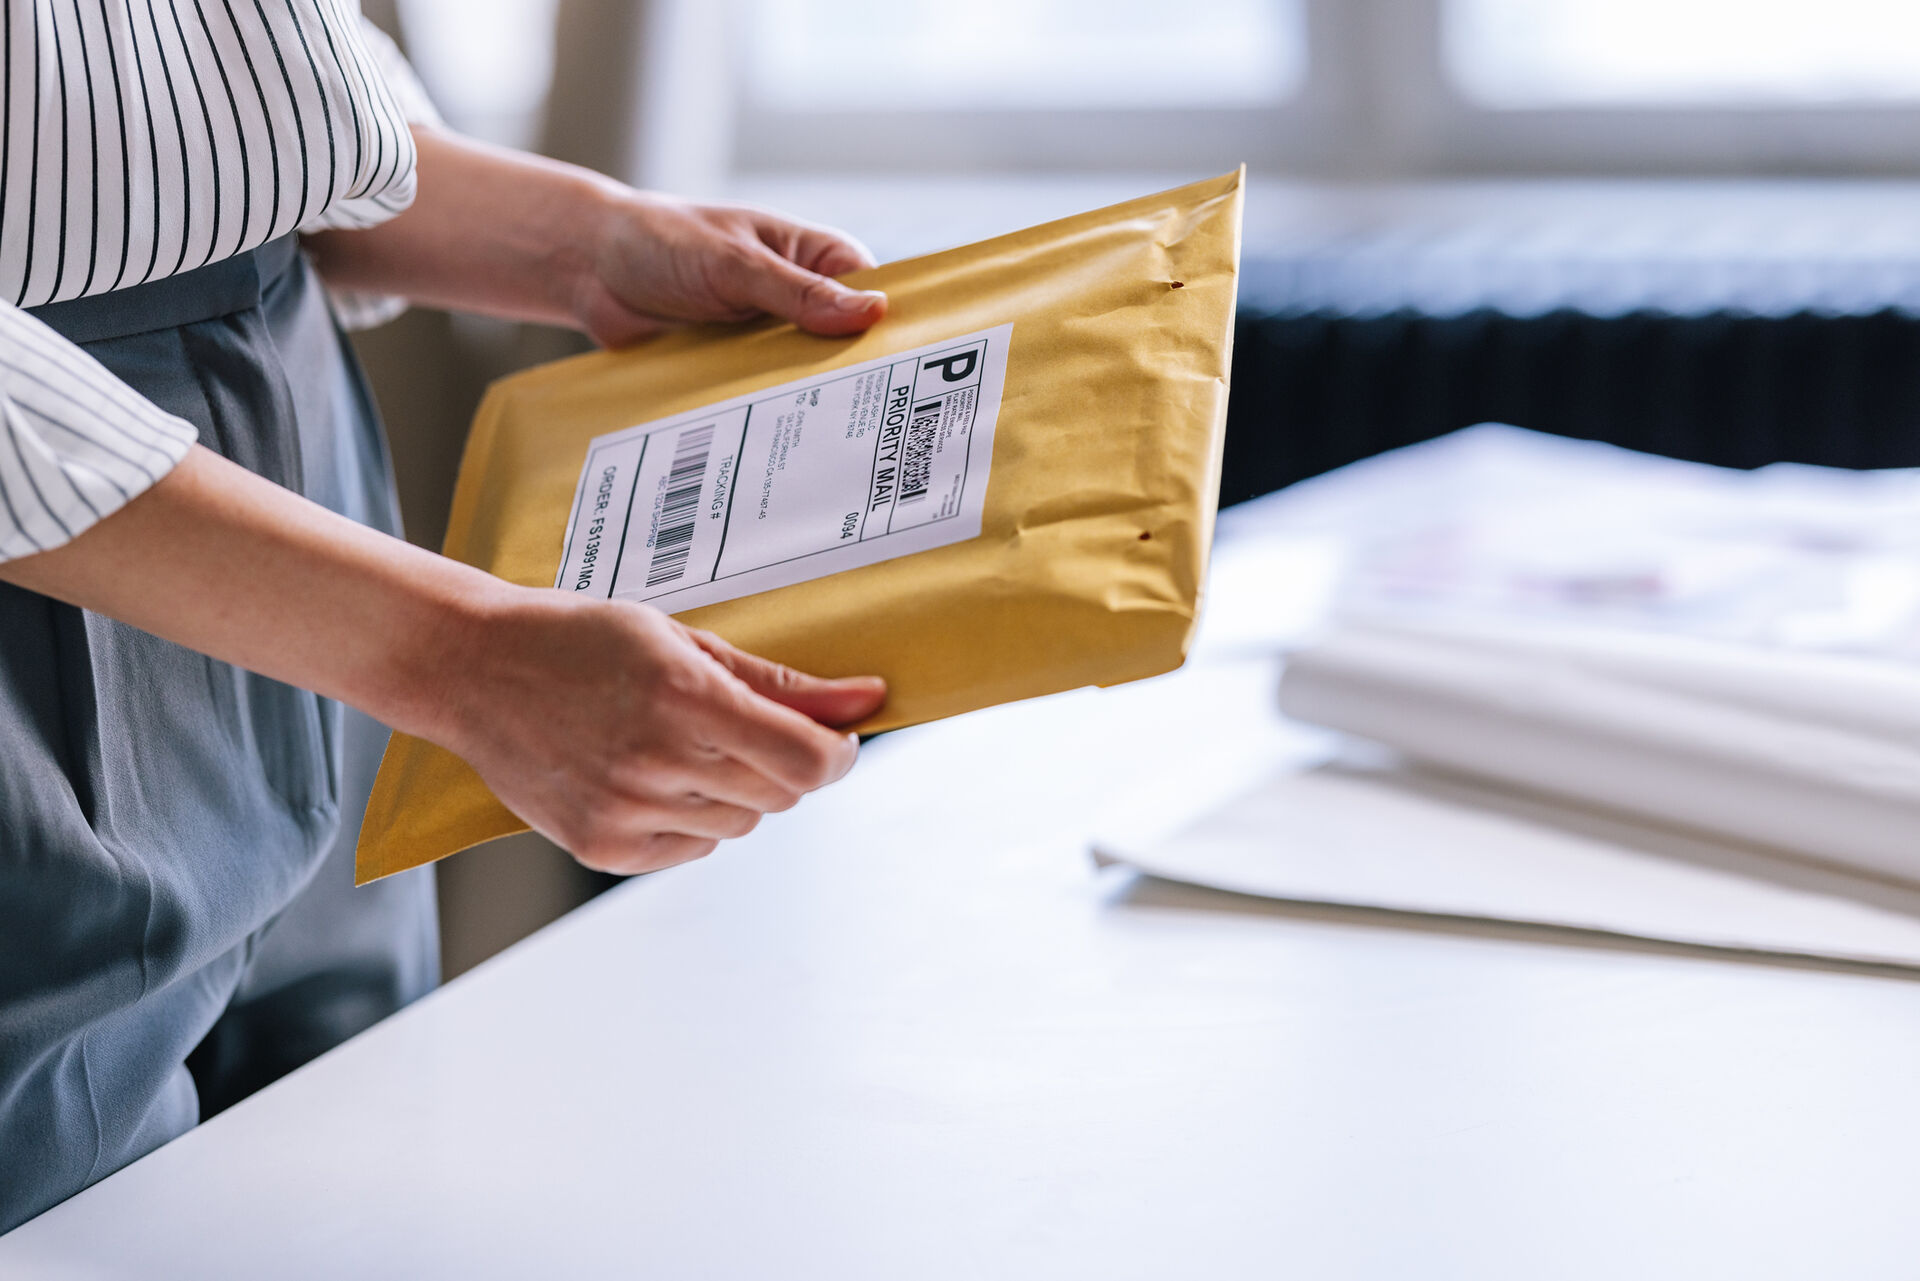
[356,170,1245,882]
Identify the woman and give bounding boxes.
[0,2,887,1230]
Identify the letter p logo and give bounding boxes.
[923,349,979,384]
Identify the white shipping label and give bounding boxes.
[557,324,1011,612]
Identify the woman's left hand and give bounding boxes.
[304,128,888,345]
[572,192,888,347]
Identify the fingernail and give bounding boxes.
[833,289,882,314]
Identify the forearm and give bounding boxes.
[302,126,620,331]
[303,126,885,346]
[0,444,505,742]
[0,442,880,873]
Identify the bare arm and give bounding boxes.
[303,127,889,345]
[0,127,895,871]
[0,446,885,873]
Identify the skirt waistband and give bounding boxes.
[24,235,303,344]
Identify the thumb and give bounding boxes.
[688,629,887,728]
[737,247,888,337]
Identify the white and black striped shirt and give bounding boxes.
[0,1,435,562]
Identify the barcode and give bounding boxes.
[645,424,716,588]
[899,401,940,502]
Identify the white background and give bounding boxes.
[398,0,1920,181]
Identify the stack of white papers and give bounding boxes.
[1278,616,1920,886]
[1097,426,1920,966]
[1093,756,1920,969]
[1230,422,1920,664]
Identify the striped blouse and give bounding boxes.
[0,0,436,562]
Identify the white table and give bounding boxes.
[8,537,1920,1279]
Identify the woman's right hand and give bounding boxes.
[431,589,887,875]
[0,445,886,876]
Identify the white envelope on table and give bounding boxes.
[1093,755,1920,972]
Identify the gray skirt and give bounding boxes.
[0,237,438,1231]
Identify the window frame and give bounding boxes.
[667,0,1920,184]
[1392,0,1920,177]
[721,0,1354,177]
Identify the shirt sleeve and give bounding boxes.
[0,302,197,564]
[313,18,446,332]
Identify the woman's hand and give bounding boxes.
[304,129,889,346]
[570,192,887,347]
[0,447,886,876]
[287,128,902,870]
[437,590,885,874]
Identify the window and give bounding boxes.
[399,0,1920,184]
[1448,0,1920,108]
[725,0,1338,177]
[396,0,560,147]
[1422,0,1920,175]
[744,0,1306,111]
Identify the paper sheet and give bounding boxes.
[556,325,1010,612]
[1278,618,1920,886]
[1094,757,1920,970]
[1227,422,1920,664]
